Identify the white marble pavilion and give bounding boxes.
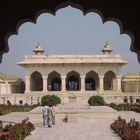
[16,43,129,104]
[1,43,139,105]
[18,43,127,93]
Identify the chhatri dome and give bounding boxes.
[101,42,113,54]
[33,42,44,55]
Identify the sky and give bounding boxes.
[0,6,139,79]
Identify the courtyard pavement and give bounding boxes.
[0,111,139,140]
[25,111,140,140]
[25,121,121,140]
[0,112,28,125]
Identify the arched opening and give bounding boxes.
[104,71,116,90]
[30,71,43,91]
[48,71,61,91]
[66,71,80,91]
[85,71,99,90]
[85,78,95,90]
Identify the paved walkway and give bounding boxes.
[25,111,140,140]
[25,122,120,140]
[0,112,28,125]
[0,111,140,140]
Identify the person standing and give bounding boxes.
[48,104,53,127]
[42,103,49,126]
[52,105,56,125]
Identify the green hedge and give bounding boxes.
[41,95,61,106]
[88,95,105,106]
[0,104,37,115]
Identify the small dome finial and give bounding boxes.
[101,42,113,54]
[106,41,108,46]
[33,43,45,55]
[38,42,40,46]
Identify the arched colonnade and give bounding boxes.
[25,70,122,92]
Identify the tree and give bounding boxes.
[88,95,105,106]
[41,95,61,106]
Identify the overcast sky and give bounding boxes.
[0,6,139,79]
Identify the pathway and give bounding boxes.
[25,122,120,140]
[0,111,139,140]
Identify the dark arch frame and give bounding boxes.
[0,0,140,63]
[85,71,99,91]
[104,71,116,91]
[85,78,96,91]
[30,71,43,91]
[66,71,81,91]
[48,71,61,91]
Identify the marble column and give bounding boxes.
[99,75,104,91]
[25,76,30,93]
[3,97,5,104]
[117,76,122,91]
[43,76,48,92]
[81,75,85,92]
[62,76,66,91]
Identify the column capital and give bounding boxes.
[61,75,66,79]
[42,76,48,79]
[25,76,30,79]
[80,75,85,79]
[99,75,104,79]
[116,75,121,79]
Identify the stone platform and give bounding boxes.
[29,104,117,124]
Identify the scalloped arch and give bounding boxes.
[9,1,133,50]
[48,71,61,76]
[104,70,116,78]
[85,70,99,77]
[30,71,43,77]
[1,0,138,65]
[66,70,80,76]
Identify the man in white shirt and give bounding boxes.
[42,103,49,125]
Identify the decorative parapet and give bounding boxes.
[18,54,128,66]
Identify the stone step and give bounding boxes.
[56,114,116,123]
[29,105,118,124]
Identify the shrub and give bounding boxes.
[111,117,140,140]
[88,95,105,106]
[41,95,61,106]
[108,103,140,112]
[0,120,35,140]
[0,104,37,115]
